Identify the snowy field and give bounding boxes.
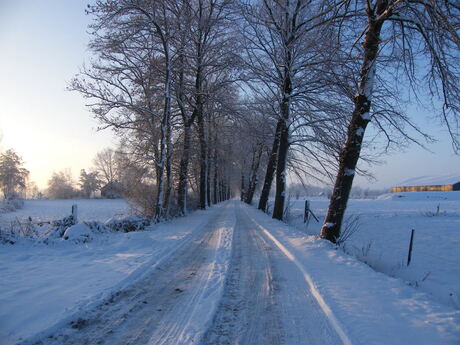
[0,199,130,230]
[285,191,460,310]
[0,197,459,345]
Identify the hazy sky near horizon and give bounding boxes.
[0,0,459,190]
[0,0,116,189]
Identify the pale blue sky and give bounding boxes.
[0,0,458,190]
[0,0,116,188]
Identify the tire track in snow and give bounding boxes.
[21,202,235,345]
[203,202,350,345]
[147,203,235,345]
[201,202,284,345]
[241,206,353,345]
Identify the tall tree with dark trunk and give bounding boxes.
[258,119,282,211]
[244,142,264,205]
[172,0,197,215]
[187,0,235,209]
[320,0,460,242]
[72,0,174,221]
[272,67,292,219]
[239,0,337,220]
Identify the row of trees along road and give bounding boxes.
[72,0,460,241]
[0,148,100,201]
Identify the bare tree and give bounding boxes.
[320,0,460,242]
[239,0,343,220]
[171,1,195,215]
[185,0,236,210]
[72,0,175,220]
[231,102,273,205]
[93,148,120,185]
[258,118,282,212]
[47,170,77,199]
[26,181,41,200]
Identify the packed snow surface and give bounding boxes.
[1,199,459,345]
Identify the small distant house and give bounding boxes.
[100,181,124,199]
[391,175,460,193]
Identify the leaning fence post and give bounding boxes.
[71,204,78,225]
[407,229,415,266]
[304,200,310,223]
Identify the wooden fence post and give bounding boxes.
[407,229,415,266]
[71,204,78,225]
[304,200,310,223]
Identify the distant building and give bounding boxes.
[392,175,460,193]
[100,181,124,199]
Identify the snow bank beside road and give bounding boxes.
[0,204,225,345]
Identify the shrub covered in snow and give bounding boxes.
[49,214,77,238]
[0,217,39,244]
[83,220,109,233]
[0,198,24,213]
[0,201,150,245]
[61,217,150,243]
[0,226,15,244]
[105,216,150,233]
[63,223,93,242]
[61,216,150,243]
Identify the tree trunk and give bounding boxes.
[154,114,169,221]
[226,181,231,200]
[213,148,218,204]
[177,123,192,216]
[273,63,292,220]
[163,120,172,217]
[206,129,212,207]
[272,118,289,220]
[153,24,173,222]
[244,150,256,204]
[154,68,171,221]
[320,12,384,243]
[258,119,282,211]
[245,144,263,205]
[240,173,246,201]
[197,113,207,209]
[218,179,224,203]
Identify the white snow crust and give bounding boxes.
[344,168,355,176]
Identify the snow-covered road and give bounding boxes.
[20,202,235,345]
[13,201,460,345]
[203,203,345,345]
